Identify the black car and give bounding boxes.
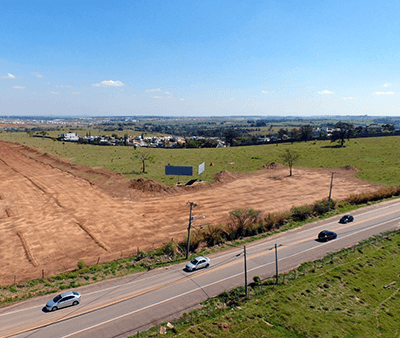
[318,230,337,242]
[339,215,354,224]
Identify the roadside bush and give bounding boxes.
[77,260,86,270]
[202,224,225,247]
[229,208,261,238]
[162,239,179,257]
[313,199,335,215]
[188,228,203,252]
[291,204,313,222]
[270,211,291,228]
[253,276,261,285]
[263,213,277,232]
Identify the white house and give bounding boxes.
[61,132,79,142]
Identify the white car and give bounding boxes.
[46,291,82,311]
[185,256,210,271]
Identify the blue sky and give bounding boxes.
[1,1,399,117]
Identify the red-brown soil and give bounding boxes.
[0,141,381,285]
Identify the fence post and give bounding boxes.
[294,270,297,280]
[42,269,45,279]
[14,275,16,285]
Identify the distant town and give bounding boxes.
[1,115,400,149]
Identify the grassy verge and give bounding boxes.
[136,230,400,337]
[1,132,400,186]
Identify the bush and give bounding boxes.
[77,260,86,270]
[229,208,261,237]
[253,276,261,285]
[313,199,334,215]
[291,204,313,222]
[162,239,179,257]
[270,211,291,228]
[202,224,225,246]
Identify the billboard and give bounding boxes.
[198,162,205,175]
[165,165,193,176]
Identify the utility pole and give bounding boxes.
[328,172,334,209]
[268,244,282,284]
[275,243,279,284]
[244,246,248,297]
[186,202,197,259]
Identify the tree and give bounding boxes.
[278,128,288,140]
[280,149,299,176]
[223,129,239,147]
[330,122,354,147]
[134,150,155,173]
[299,125,313,142]
[382,124,395,132]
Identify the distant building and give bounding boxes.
[61,132,79,141]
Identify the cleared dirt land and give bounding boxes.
[0,140,381,285]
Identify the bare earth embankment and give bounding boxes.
[0,140,381,284]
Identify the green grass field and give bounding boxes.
[1,132,399,186]
[141,231,400,337]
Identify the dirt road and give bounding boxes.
[0,141,380,284]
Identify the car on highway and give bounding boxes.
[339,215,354,224]
[185,256,210,271]
[46,291,82,311]
[317,230,337,242]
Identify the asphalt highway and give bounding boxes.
[1,199,399,338]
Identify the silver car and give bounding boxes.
[46,291,82,311]
[185,256,210,271]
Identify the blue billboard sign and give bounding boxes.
[165,165,193,176]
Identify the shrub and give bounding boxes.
[202,224,225,247]
[270,211,291,228]
[162,239,179,257]
[263,214,277,232]
[253,276,261,285]
[291,204,313,222]
[313,199,334,215]
[218,291,229,303]
[77,260,86,270]
[229,208,261,237]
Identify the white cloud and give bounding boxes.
[343,97,354,100]
[32,72,43,78]
[71,92,80,95]
[179,98,185,101]
[230,97,235,101]
[146,88,172,95]
[318,90,333,94]
[152,96,164,99]
[56,85,72,88]
[146,88,162,92]
[3,73,16,79]
[373,91,394,95]
[50,91,59,95]
[93,80,124,87]
[12,85,25,89]
[383,83,392,87]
